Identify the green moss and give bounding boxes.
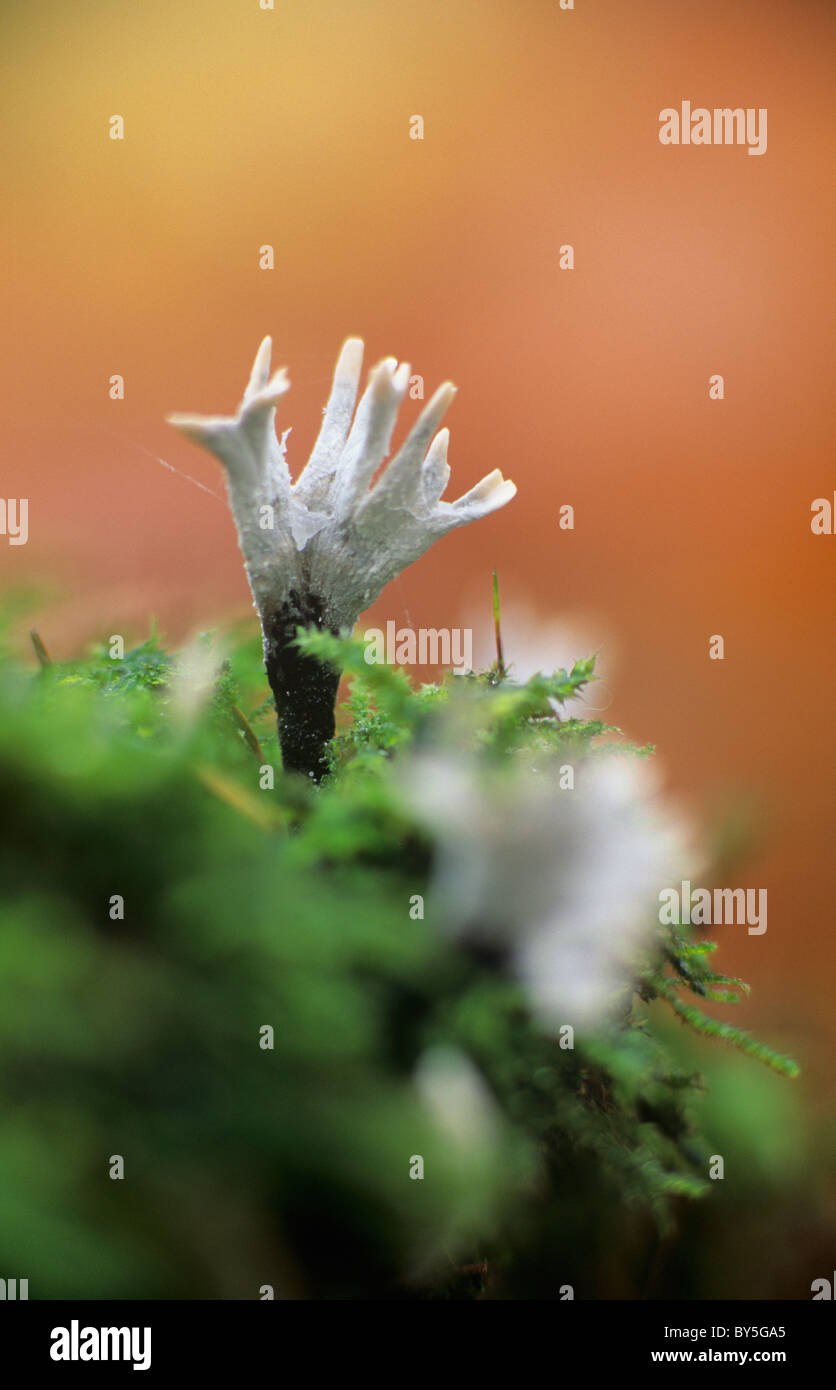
[0,612,798,1298]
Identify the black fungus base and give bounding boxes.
[262,591,341,783]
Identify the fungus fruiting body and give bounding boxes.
[169,338,516,778]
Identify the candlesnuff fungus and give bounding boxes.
[402,751,694,1030]
[168,337,516,779]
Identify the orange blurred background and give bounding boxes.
[1,0,834,1085]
